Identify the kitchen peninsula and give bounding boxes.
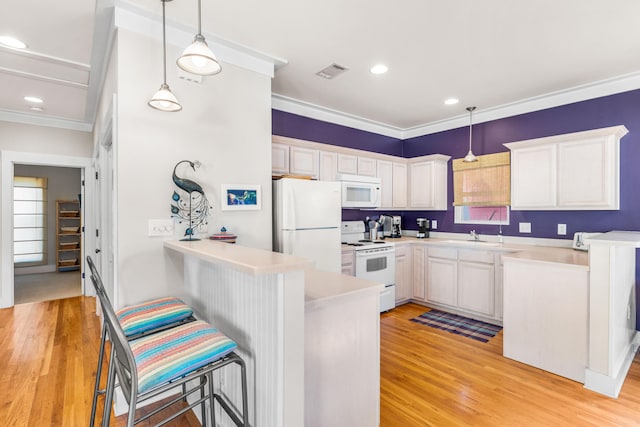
[164,239,383,427]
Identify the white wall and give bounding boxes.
[13,164,81,273]
[0,122,93,306]
[113,29,273,306]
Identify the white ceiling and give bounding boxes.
[2,0,640,135]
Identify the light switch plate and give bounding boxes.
[558,224,567,235]
[519,222,531,233]
[148,219,174,236]
[431,220,437,230]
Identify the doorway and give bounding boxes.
[13,164,83,304]
[1,151,93,309]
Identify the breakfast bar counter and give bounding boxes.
[164,239,383,426]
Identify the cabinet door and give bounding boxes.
[319,151,339,181]
[409,162,433,208]
[289,146,319,178]
[377,160,393,208]
[426,257,457,306]
[392,162,407,208]
[395,245,412,302]
[341,249,355,276]
[510,145,556,209]
[412,246,426,301]
[337,154,358,175]
[272,143,289,175]
[557,138,615,208]
[457,261,495,316]
[357,157,377,177]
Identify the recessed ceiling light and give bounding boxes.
[24,96,44,104]
[0,36,27,49]
[29,106,44,112]
[370,64,388,75]
[444,98,459,105]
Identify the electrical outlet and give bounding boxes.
[148,219,174,236]
[519,222,531,233]
[431,220,437,230]
[558,224,567,235]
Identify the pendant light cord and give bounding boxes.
[468,107,473,152]
[197,0,202,35]
[162,0,167,84]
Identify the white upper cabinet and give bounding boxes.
[319,151,339,181]
[407,155,450,211]
[272,143,290,175]
[289,146,319,178]
[337,154,358,174]
[505,125,628,210]
[377,160,393,208]
[357,157,377,177]
[392,163,407,208]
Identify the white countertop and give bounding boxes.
[369,235,589,269]
[164,239,313,275]
[305,269,384,310]
[585,230,640,247]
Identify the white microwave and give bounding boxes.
[337,174,381,209]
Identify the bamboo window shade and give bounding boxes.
[453,152,510,206]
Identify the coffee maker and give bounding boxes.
[416,218,430,238]
[391,216,402,238]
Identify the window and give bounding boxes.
[453,152,510,225]
[14,176,48,265]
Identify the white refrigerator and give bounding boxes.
[273,178,342,273]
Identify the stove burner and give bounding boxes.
[350,243,364,246]
[358,239,372,243]
[373,241,386,244]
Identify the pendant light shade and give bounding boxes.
[149,83,182,112]
[177,0,222,76]
[463,106,478,162]
[148,0,182,112]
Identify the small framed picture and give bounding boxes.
[221,184,261,211]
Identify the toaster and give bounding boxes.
[572,232,602,251]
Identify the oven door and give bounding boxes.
[354,248,395,285]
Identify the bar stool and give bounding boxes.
[87,257,196,426]
[88,256,248,427]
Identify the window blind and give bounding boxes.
[453,152,510,206]
[14,176,48,265]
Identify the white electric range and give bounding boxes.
[341,221,396,312]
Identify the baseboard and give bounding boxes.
[584,331,639,398]
[14,264,57,275]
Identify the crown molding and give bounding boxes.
[0,109,92,132]
[113,0,287,78]
[271,94,405,139]
[274,71,640,140]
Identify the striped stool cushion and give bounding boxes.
[130,320,238,393]
[116,297,193,337]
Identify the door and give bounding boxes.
[281,228,341,273]
[278,179,341,230]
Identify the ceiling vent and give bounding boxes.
[316,63,349,80]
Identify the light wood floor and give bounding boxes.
[2,297,640,426]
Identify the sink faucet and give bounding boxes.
[470,230,479,241]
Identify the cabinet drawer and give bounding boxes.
[458,249,495,264]
[341,250,355,263]
[428,247,457,260]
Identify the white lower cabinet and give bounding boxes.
[426,247,457,306]
[341,248,355,276]
[424,245,503,323]
[412,246,426,301]
[395,244,412,303]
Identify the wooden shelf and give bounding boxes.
[56,200,81,272]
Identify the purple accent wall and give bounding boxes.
[272,110,403,156]
[272,89,640,326]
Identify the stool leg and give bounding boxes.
[207,371,216,427]
[90,325,108,427]
[239,359,248,427]
[101,345,117,427]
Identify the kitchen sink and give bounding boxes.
[440,240,501,247]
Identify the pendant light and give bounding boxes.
[148,0,182,112]
[177,0,222,75]
[463,106,478,162]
